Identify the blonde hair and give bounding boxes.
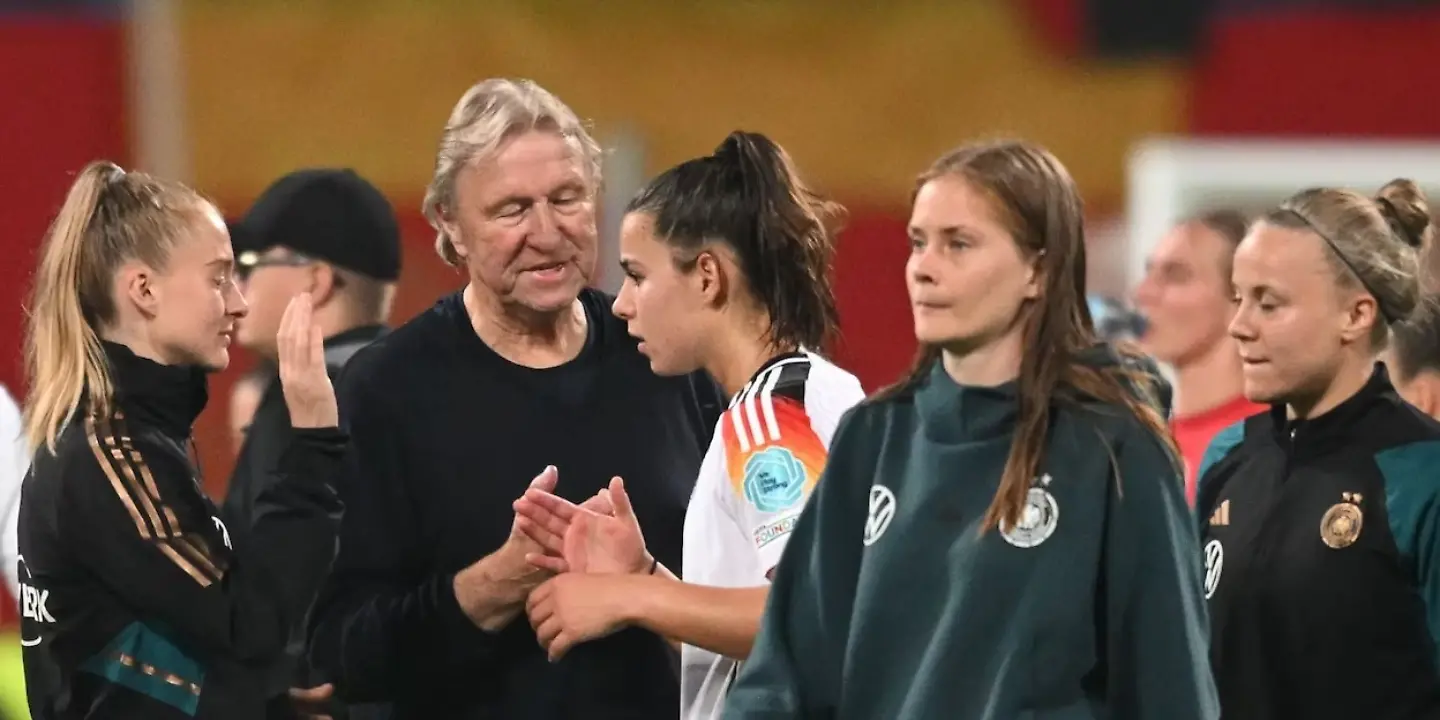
[1265,178,1432,350]
[23,161,209,454]
[422,78,604,267]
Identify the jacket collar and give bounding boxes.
[1268,362,1391,451]
[912,342,1169,445]
[102,341,208,440]
[915,360,1020,443]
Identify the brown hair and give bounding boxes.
[1261,178,1430,350]
[23,161,209,454]
[1192,208,1251,249]
[1391,293,1440,382]
[625,131,845,350]
[1189,208,1251,279]
[876,139,1177,532]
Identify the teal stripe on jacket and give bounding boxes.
[78,621,205,715]
[1377,440,1440,671]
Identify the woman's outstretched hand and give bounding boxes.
[277,292,338,429]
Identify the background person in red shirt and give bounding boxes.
[1133,210,1264,504]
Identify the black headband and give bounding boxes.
[1282,208,1395,324]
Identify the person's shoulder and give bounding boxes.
[1072,343,1173,419]
[580,287,616,310]
[1368,401,1440,524]
[847,388,914,435]
[580,288,638,351]
[376,293,460,353]
[1372,389,1440,445]
[32,412,179,499]
[789,353,866,423]
[1369,394,1440,476]
[581,288,690,388]
[1052,390,1181,478]
[851,363,930,423]
[827,389,902,444]
[341,294,459,384]
[580,287,617,325]
[1199,415,1251,465]
[322,325,388,378]
[803,353,865,398]
[1054,395,1144,444]
[725,354,877,434]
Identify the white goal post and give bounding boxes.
[1123,137,1440,288]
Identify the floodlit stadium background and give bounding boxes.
[3,1,1440,716]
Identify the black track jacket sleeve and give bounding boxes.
[67,421,347,663]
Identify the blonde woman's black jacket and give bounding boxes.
[1197,364,1440,720]
[18,342,347,719]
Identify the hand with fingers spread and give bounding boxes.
[277,292,338,429]
[513,476,651,576]
[512,485,614,561]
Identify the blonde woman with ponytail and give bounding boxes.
[17,161,348,720]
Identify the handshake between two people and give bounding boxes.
[508,466,670,662]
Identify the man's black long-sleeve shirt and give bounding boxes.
[307,289,723,719]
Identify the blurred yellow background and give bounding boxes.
[182,2,1183,208]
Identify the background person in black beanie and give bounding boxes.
[225,168,402,719]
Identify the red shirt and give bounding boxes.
[1172,395,1266,506]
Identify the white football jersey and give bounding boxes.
[680,351,864,719]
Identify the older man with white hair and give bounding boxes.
[306,79,722,719]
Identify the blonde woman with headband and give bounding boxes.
[1198,179,1440,719]
[17,161,347,719]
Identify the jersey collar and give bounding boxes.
[727,351,808,407]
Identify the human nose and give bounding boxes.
[525,202,564,249]
[1132,274,1159,310]
[908,243,939,287]
[612,281,635,320]
[227,280,249,318]
[1228,302,1255,341]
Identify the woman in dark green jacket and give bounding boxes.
[725,140,1217,720]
